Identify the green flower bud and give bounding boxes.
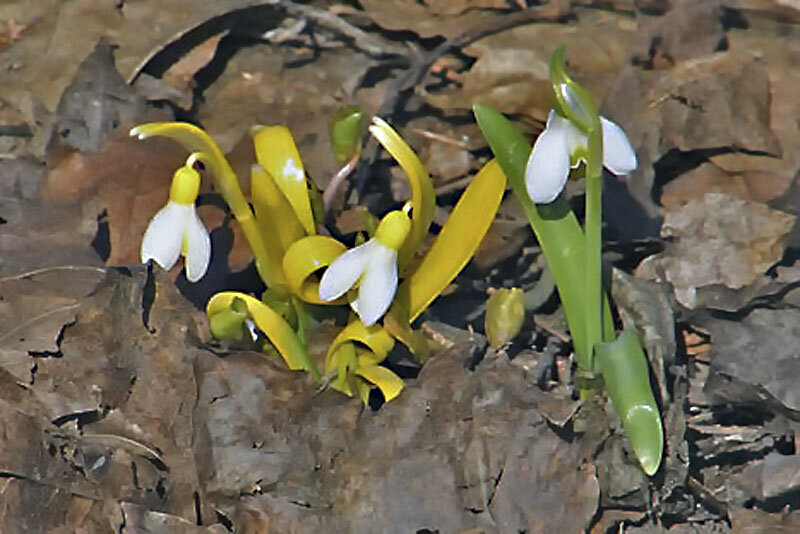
[485,288,525,347]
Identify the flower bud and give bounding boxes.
[485,288,525,347]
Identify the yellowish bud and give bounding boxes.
[169,159,201,205]
[485,288,525,347]
[374,210,411,251]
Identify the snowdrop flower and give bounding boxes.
[319,210,411,326]
[141,154,211,282]
[525,110,637,204]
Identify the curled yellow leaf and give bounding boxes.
[354,364,404,403]
[325,319,395,374]
[206,292,320,380]
[282,235,348,304]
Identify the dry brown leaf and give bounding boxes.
[604,50,781,219]
[198,42,376,185]
[425,9,637,122]
[637,192,796,308]
[0,0,263,118]
[631,0,725,67]
[159,31,228,110]
[41,129,187,266]
[704,30,800,202]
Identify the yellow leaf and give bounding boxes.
[329,342,357,396]
[282,235,348,304]
[399,159,506,322]
[206,292,320,380]
[249,165,294,289]
[383,298,431,363]
[368,117,435,270]
[354,378,372,406]
[252,125,316,235]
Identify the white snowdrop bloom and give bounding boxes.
[318,210,411,326]
[525,110,637,204]
[141,156,211,282]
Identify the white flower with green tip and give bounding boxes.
[525,110,637,204]
[141,154,211,282]
[319,210,411,326]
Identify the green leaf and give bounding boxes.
[208,296,249,341]
[595,329,664,476]
[549,45,600,136]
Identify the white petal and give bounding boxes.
[525,112,572,204]
[354,244,397,326]
[141,202,186,271]
[600,116,637,175]
[183,207,211,282]
[318,240,375,302]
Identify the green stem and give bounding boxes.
[584,127,603,373]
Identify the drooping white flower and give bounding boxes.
[141,155,211,282]
[319,210,411,326]
[525,110,637,204]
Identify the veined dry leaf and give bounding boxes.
[603,50,781,223]
[0,266,105,382]
[198,42,376,184]
[702,31,800,203]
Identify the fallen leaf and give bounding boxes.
[425,9,637,122]
[637,192,795,308]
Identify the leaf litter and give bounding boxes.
[2,0,800,532]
